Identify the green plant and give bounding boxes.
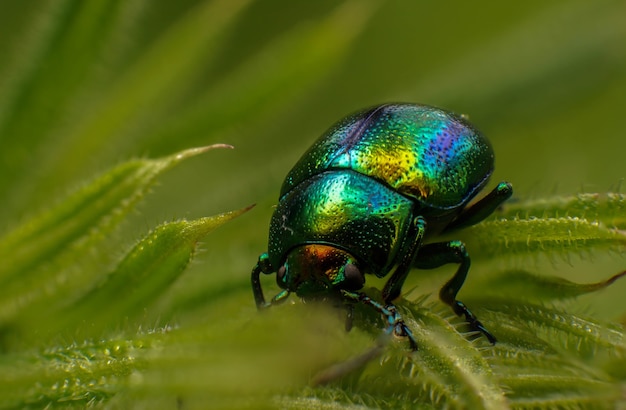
[0,1,624,408]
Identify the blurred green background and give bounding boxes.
[1,0,625,339]
[1,0,625,407]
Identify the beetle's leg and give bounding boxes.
[414,241,496,344]
[344,303,354,331]
[382,216,427,302]
[444,181,512,232]
[341,290,418,350]
[252,253,293,309]
[251,253,274,309]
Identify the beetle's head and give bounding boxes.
[277,244,364,297]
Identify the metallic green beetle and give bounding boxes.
[252,103,512,347]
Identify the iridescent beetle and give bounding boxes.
[251,103,512,347]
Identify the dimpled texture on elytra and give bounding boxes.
[269,171,413,275]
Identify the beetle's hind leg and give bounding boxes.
[414,241,496,344]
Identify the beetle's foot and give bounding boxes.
[470,319,496,345]
[384,304,418,351]
[453,300,496,344]
[398,322,418,351]
[340,291,418,350]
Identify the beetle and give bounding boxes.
[251,103,512,348]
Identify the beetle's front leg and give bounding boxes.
[444,181,512,232]
[341,290,418,350]
[414,241,496,344]
[252,253,291,309]
[251,253,271,308]
[382,216,427,302]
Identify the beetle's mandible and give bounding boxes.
[251,103,512,348]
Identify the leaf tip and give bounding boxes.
[174,143,234,161]
[602,269,626,288]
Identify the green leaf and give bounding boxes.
[52,207,253,339]
[0,304,353,409]
[0,145,232,327]
[481,299,626,356]
[477,269,626,302]
[0,335,151,408]
[0,0,251,213]
[494,346,619,409]
[457,193,626,261]
[498,192,626,230]
[383,304,507,410]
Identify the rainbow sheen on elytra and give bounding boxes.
[251,103,512,349]
[269,171,413,277]
[281,105,493,209]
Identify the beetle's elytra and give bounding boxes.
[251,103,512,348]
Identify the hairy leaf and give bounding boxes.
[0,145,231,329]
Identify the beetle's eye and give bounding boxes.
[277,265,287,283]
[343,263,364,290]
